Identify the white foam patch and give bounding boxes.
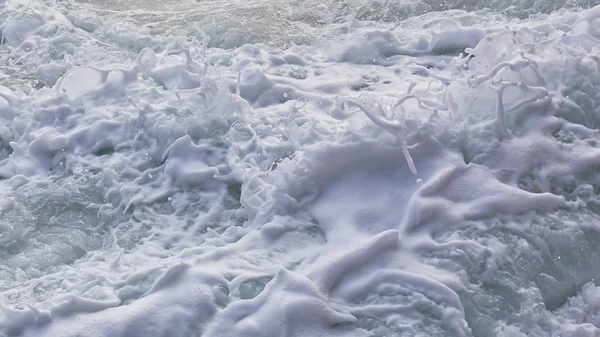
[3,1,600,337]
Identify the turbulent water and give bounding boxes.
[3,0,600,336]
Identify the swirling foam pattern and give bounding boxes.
[2,0,600,336]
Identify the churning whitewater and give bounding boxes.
[2,0,600,336]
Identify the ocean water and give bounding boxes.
[2,0,600,336]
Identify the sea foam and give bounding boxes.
[2,0,600,336]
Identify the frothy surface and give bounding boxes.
[2,0,600,336]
